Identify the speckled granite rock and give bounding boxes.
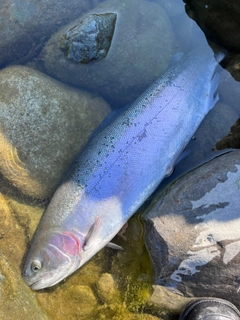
[39,0,174,108]
[0,65,110,199]
[0,0,99,67]
[144,150,240,308]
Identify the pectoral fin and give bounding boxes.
[83,216,102,251]
[106,242,123,250]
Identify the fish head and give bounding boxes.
[22,230,82,290]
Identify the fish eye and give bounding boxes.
[31,260,42,273]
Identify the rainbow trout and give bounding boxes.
[23,46,223,290]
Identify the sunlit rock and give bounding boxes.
[96,273,120,303]
[0,194,50,319]
[144,150,240,308]
[0,65,110,199]
[0,253,50,320]
[60,285,98,317]
[149,285,193,320]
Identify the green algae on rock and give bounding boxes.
[96,273,120,303]
[0,194,50,319]
[0,65,110,199]
[0,253,51,320]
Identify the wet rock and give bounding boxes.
[59,13,117,63]
[0,194,50,319]
[39,0,174,107]
[0,253,51,320]
[0,0,99,67]
[149,285,193,320]
[60,285,98,317]
[143,150,240,308]
[184,0,240,51]
[0,65,110,199]
[215,118,240,150]
[96,273,120,303]
[0,194,28,267]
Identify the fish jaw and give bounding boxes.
[22,230,83,290]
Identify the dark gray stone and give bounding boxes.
[143,150,240,308]
[59,13,117,63]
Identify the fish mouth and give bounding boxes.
[22,274,47,291]
[30,280,47,291]
[22,270,67,290]
[25,275,64,290]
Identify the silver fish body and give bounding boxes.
[23,46,223,290]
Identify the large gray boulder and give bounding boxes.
[0,0,99,67]
[39,0,174,108]
[144,150,240,308]
[0,65,110,199]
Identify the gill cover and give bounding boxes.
[23,231,82,290]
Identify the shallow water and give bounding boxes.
[0,0,240,319]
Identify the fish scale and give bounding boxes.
[23,45,223,290]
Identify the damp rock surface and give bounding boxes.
[0,65,110,199]
[144,150,240,308]
[59,13,117,63]
[39,0,174,108]
[0,0,98,67]
[0,194,50,319]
